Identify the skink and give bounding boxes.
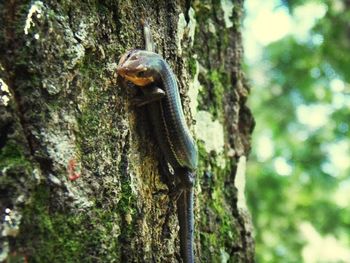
[117,23,198,263]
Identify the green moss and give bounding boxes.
[196,141,207,166]
[231,3,242,30]
[17,186,83,262]
[0,142,31,171]
[197,139,240,260]
[208,69,226,120]
[75,49,138,256]
[200,173,239,256]
[75,51,113,161]
[17,185,121,262]
[196,68,229,121]
[212,187,237,240]
[115,146,138,259]
[188,57,198,78]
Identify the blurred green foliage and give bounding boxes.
[245,0,350,262]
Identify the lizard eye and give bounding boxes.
[137,71,146,77]
[126,50,135,60]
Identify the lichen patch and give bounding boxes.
[2,208,22,238]
[235,156,247,210]
[24,1,44,35]
[187,8,197,46]
[177,13,187,55]
[188,59,201,116]
[0,241,9,262]
[41,130,76,167]
[220,0,234,28]
[195,110,224,154]
[176,8,197,54]
[0,208,22,261]
[0,79,11,106]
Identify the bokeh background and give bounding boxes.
[244,0,350,262]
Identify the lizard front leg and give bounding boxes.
[131,85,165,107]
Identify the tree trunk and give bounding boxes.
[0,0,254,262]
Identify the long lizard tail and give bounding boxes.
[176,168,195,263]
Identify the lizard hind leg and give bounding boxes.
[176,167,195,190]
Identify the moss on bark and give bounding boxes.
[0,0,254,262]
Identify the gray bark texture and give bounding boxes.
[0,0,255,262]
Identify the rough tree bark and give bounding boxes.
[0,0,254,262]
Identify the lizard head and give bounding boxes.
[117,50,162,87]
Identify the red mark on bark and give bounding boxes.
[67,159,81,181]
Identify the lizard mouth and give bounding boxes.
[117,49,138,77]
[116,50,136,77]
[116,65,127,77]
